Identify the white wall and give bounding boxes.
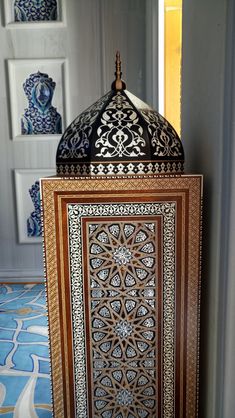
[222,2,235,415]
[181,0,235,416]
[0,0,147,281]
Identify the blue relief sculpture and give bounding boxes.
[21,71,62,135]
[27,181,42,237]
[14,0,58,22]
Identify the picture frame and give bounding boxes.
[3,0,66,28]
[8,58,69,141]
[14,168,55,244]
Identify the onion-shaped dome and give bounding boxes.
[56,53,184,176]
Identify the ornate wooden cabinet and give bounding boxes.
[41,56,202,418]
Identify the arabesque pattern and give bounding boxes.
[140,110,183,157]
[95,92,146,158]
[57,92,112,160]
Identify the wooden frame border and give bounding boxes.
[41,175,202,418]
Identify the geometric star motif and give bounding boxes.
[89,221,158,416]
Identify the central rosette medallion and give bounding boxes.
[112,245,132,265]
[114,320,133,338]
[116,389,134,406]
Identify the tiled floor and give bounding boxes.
[0,283,52,417]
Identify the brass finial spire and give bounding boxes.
[111,51,126,90]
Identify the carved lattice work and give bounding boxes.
[68,202,175,417]
[87,221,158,417]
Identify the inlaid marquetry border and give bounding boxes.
[68,206,175,417]
[41,174,202,418]
[81,216,162,418]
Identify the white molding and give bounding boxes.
[0,278,44,283]
[4,0,66,28]
[13,134,61,142]
[7,58,70,141]
[0,270,44,282]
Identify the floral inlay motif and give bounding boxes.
[57,92,112,159]
[112,246,132,265]
[95,92,146,158]
[140,109,183,157]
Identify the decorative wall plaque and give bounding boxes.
[21,71,62,135]
[42,53,202,417]
[27,180,42,237]
[15,168,55,243]
[4,0,66,28]
[8,59,68,141]
[14,0,58,22]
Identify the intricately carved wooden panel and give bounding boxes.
[41,175,202,418]
[84,219,160,417]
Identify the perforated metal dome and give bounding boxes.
[56,53,184,176]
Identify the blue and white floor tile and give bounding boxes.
[0,284,52,417]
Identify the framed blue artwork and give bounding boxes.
[8,59,70,141]
[4,0,66,27]
[14,0,58,22]
[14,169,55,244]
[21,71,62,135]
